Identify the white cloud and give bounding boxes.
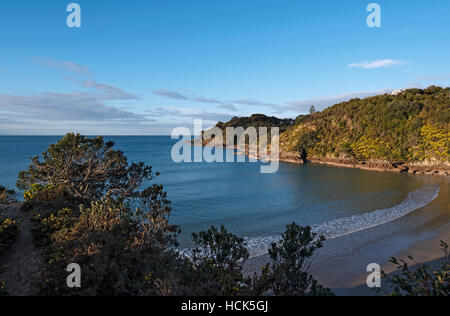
[147,106,233,123]
[79,80,139,100]
[0,92,143,121]
[1,59,197,135]
[417,75,450,81]
[152,89,277,111]
[280,89,391,113]
[348,59,403,69]
[0,79,150,134]
[33,57,93,77]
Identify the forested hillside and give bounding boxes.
[280,86,449,163]
[216,114,295,132]
[202,114,294,146]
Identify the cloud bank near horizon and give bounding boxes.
[348,59,403,69]
[3,57,447,135]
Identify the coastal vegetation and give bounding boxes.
[0,186,20,296]
[383,241,449,296]
[0,214,20,256]
[254,224,333,296]
[211,114,295,146]
[280,86,449,163]
[216,114,294,133]
[13,133,331,296]
[0,186,15,205]
[0,213,20,296]
[0,186,20,256]
[208,86,449,166]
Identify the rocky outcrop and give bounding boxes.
[280,151,450,176]
[192,137,449,177]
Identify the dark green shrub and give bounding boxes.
[383,241,449,296]
[35,189,177,296]
[17,133,153,202]
[0,279,8,296]
[0,186,15,204]
[0,214,20,256]
[253,224,333,296]
[21,184,80,213]
[187,226,250,296]
[24,134,332,296]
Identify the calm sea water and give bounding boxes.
[0,136,439,254]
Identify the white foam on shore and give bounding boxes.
[243,185,440,258]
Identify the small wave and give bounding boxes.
[244,185,440,258]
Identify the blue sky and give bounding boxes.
[0,0,449,135]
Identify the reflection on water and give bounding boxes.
[0,136,436,250]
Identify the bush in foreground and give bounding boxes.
[0,186,15,205]
[0,279,8,296]
[17,133,153,206]
[22,133,332,296]
[0,198,20,297]
[35,191,177,296]
[187,225,251,296]
[383,241,449,296]
[253,224,333,296]
[0,214,20,256]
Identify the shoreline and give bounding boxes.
[279,152,450,177]
[243,178,449,295]
[191,140,450,177]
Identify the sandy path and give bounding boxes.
[0,203,42,296]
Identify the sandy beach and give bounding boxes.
[244,177,449,296]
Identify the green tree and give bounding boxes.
[0,216,20,256]
[17,133,153,202]
[254,224,333,296]
[36,190,177,296]
[280,86,450,162]
[0,186,15,204]
[22,134,333,296]
[188,225,250,296]
[383,241,449,296]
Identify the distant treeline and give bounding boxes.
[216,114,295,133]
[213,86,450,163]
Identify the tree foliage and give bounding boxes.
[188,226,250,296]
[19,134,332,296]
[279,86,450,162]
[0,279,8,296]
[216,114,294,132]
[0,209,21,296]
[35,192,177,296]
[0,213,20,256]
[17,133,153,202]
[383,241,449,296]
[0,186,15,204]
[254,224,333,296]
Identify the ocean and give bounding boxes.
[0,136,440,256]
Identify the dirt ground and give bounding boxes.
[0,203,42,296]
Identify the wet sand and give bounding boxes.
[244,177,449,296]
[314,177,449,295]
